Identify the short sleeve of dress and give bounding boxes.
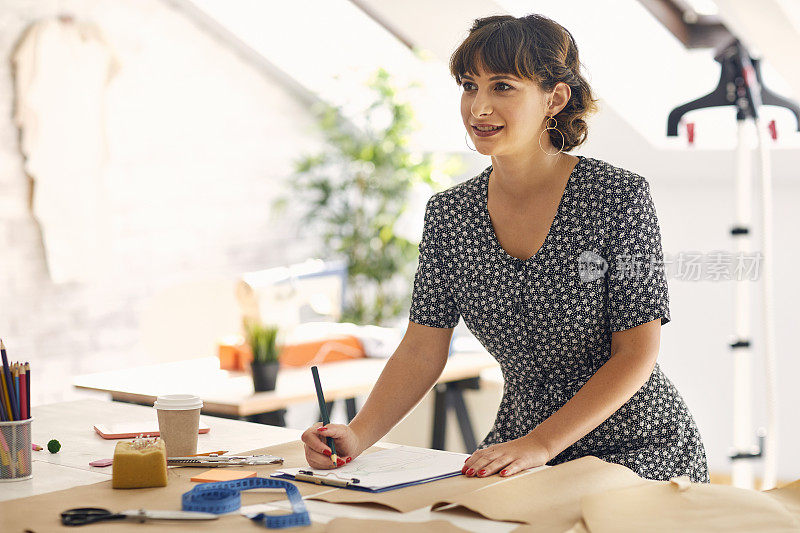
[606,176,671,332]
[408,195,460,328]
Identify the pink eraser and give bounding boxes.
[89,458,113,467]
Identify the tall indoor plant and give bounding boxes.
[244,320,281,392]
[274,67,462,326]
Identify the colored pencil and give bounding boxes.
[0,367,11,421]
[0,427,8,454]
[25,362,30,419]
[18,368,27,420]
[0,340,17,421]
[21,363,27,419]
[8,363,14,420]
[13,365,20,421]
[0,422,9,470]
[310,365,337,465]
[0,375,6,422]
[0,440,9,467]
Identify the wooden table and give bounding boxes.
[74,352,499,452]
[0,400,516,532]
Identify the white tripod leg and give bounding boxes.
[754,116,779,490]
[731,119,754,490]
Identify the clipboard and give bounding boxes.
[271,445,467,493]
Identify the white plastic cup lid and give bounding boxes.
[153,394,203,410]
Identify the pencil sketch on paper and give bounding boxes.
[342,447,459,476]
[273,445,469,490]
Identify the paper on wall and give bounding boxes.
[11,17,119,284]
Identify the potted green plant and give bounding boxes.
[244,320,281,392]
[272,66,462,326]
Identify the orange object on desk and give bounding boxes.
[278,334,364,367]
[217,338,252,371]
[217,342,240,371]
[190,468,257,483]
[219,334,365,370]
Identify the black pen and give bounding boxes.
[310,365,337,466]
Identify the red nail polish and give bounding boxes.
[466,468,474,475]
[461,466,467,474]
[478,469,486,476]
[317,427,327,431]
[323,449,331,457]
[346,457,352,463]
[337,458,345,466]
[501,470,508,476]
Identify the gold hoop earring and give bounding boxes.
[465,131,477,151]
[538,116,564,156]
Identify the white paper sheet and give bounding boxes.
[273,445,469,491]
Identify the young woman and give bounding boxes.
[301,13,709,483]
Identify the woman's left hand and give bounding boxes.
[461,434,552,478]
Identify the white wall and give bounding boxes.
[0,0,321,402]
[587,106,800,482]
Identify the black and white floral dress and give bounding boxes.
[408,155,709,483]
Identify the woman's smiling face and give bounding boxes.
[460,63,565,157]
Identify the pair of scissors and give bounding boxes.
[60,507,218,526]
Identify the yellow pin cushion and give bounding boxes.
[111,436,168,489]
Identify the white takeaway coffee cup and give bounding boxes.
[154,394,203,457]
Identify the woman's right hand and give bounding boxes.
[301,422,364,469]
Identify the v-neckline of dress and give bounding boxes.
[482,155,584,267]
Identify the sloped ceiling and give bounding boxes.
[179,0,800,155]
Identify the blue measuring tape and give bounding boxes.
[182,477,310,529]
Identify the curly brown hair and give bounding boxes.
[449,14,599,152]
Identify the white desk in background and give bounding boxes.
[73,351,499,452]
